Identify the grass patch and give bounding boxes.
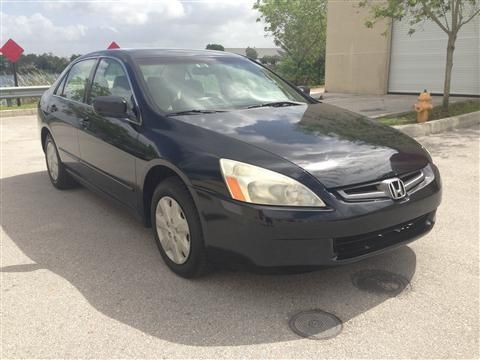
[378,100,480,126]
[0,101,38,111]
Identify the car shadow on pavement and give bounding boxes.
[1,171,417,346]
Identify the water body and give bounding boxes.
[0,73,57,87]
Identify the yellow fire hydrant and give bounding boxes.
[414,90,433,123]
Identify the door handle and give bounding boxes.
[79,117,90,128]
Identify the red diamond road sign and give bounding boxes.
[107,41,120,49]
[1,39,24,63]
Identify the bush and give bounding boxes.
[245,47,258,60]
[276,56,324,86]
[205,44,225,51]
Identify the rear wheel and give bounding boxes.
[44,134,76,189]
[151,177,208,278]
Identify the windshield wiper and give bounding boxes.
[166,109,227,116]
[246,101,304,109]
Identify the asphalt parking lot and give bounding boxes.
[1,115,479,358]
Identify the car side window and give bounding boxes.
[89,58,134,109]
[54,73,68,96]
[62,59,96,102]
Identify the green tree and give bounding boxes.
[205,44,225,51]
[359,0,480,110]
[70,54,82,62]
[245,46,258,59]
[260,55,270,64]
[254,0,327,85]
[0,53,73,74]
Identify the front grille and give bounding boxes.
[336,169,427,202]
[333,213,432,260]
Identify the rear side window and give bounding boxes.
[62,59,96,102]
[88,58,134,108]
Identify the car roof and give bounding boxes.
[78,48,244,61]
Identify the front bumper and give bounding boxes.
[194,168,442,268]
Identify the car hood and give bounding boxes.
[174,103,429,188]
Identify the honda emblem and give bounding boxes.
[382,178,407,200]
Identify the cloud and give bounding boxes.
[1,12,87,53]
[41,0,185,25]
[76,1,186,25]
[1,1,275,56]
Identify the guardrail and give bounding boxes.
[0,85,50,99]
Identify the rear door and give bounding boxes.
[47,59,97,173]
[78,57,141,209]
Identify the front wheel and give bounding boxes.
[151,177,208,278]
[44,134,76,189]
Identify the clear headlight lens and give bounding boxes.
[219,159,326,207]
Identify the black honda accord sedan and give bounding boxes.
[38,49,441,277]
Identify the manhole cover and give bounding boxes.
[351,269,411,296]
[289,310,342,340]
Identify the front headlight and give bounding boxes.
[219,159,326,207]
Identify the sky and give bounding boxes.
[0,0,276,56]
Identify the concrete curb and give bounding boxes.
[393,111,480,137]
[0,108,37,117]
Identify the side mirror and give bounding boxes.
[93,96,128,118]
[297,86,311,95]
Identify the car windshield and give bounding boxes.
[137,56,308,113]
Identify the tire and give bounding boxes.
[150,177,208,278]
[44,134,76,189]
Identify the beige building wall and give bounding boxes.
[325,0,392,95]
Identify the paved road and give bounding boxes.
[308,87,475,118]
[1,115,478,358]
[319,93,475,118]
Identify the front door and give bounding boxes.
[78,57,141,209]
